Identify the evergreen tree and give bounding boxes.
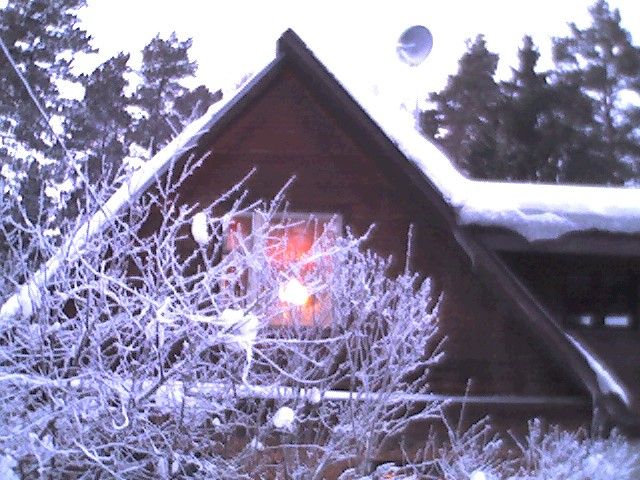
[498,36,551,181]
[543,80,600,184]
[66,53,132,185]
[172,85,222,128]
[420,35,503,178]
[498,36,595,183]
[0,0,92,150]
[129,33,198,156]
[553,0,640,184]
[0,0,92,224]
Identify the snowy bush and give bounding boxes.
[0,158,443,479]
[433,416,510,480]
[2,156,639,480]
[509,419,640,480]
[401,416,640,480]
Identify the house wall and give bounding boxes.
[163,65,588,415]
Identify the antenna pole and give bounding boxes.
[396,25,432,129]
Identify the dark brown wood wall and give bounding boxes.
[503,251,640,408]
[172,65,587,408]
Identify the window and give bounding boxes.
[564,270,639,329]
[223,211,342,326]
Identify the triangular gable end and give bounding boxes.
[176,29,640,434]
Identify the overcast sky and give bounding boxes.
[77,0,640,98]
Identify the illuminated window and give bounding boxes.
[223,212,342,326]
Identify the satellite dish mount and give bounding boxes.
[396,25,433,126]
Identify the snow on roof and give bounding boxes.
[565,333,631,408]
[319,54,640,243]
[388,111,640,242]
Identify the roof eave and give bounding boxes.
[466,225,640,256]
[458,226,640,430]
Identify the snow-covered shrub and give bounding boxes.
[297,245,442,479]
[0,146,128,304]
[0,158,442,479]
[433,416,512,480]
[4,156,637,480]
[509,418,640,480]
[345,414,639,480]
[414,416,640,480]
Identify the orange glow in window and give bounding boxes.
[278,278,310,306]
[224,213,340,326]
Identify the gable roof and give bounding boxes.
[2,28,640,429]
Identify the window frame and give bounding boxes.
[223,210,343,327]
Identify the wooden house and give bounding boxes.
[3,29,640,439]
[148,29,640,435]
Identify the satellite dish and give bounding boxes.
[397,25,433,66]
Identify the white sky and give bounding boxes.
[77,0,640,98]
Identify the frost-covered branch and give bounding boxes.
[0,153,444,478]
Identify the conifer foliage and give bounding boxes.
[0,11,220,228]
[0,0,92,150]
[498,36,561,182]
[422,35,502,179]
[0,0,92,224]
[422,0,640,185]
[553,0,640,184]
[67,53,132,184]
[128,33,220,156]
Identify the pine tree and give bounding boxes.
[553,0,640,184]
[498,36,550,181]
[0,0,92,224]
[0,0,92,150]
[128,33,197,156]
[172,85,222,128]
[420,35,503,178]
[541,80,599,184]
[66,53,132,185]
[498,36,595,183]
